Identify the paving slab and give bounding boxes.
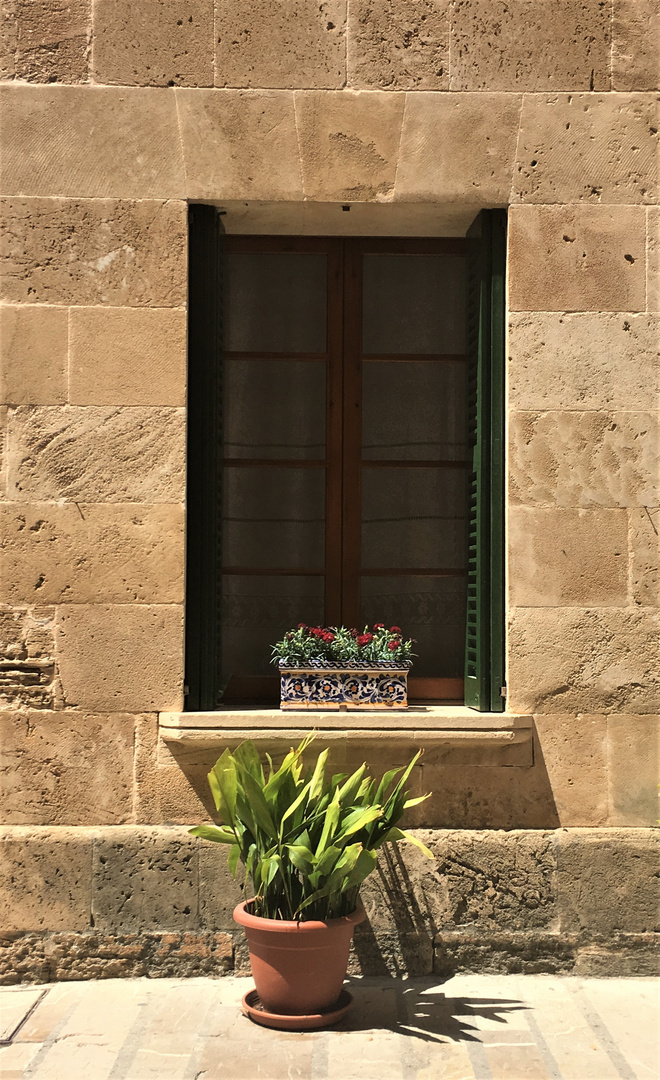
[0,975,657,1080]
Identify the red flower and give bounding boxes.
[349,628,359,638]
[388,640,400,651]
[373,623,385,630]
[357,633,373,647]
[322,631,335,643]
[389,626,401,634]
[297,623,308,630]
[310,626,324,637]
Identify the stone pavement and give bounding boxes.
[0,975,657,1080]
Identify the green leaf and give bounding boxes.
[228,843,241,876]
[207,750,238,823]
[241,772,277,839]
[335,806,382,841]
[317,789,341,855]
[337,764,367,805]
[286,844,315,874]
[343,847,378,889]
[380,827,434,859]
[233,740,265,784]
[403,794,431,810]
[188,824,235,844]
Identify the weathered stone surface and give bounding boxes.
[607,714,660,826]
[613,0,660,90]
[0,86,185,199]
[0,827,92,931]
[0,930,232,984]
[56,604,184,712]
[70,307,186,406]
[648,206,660,312]
[350,929,433,977]
[6,406,185,502]
[296,90,405,201]
[347,0,449,90]
[513,93,658,204]
[92,827,198,931]
[92,0,213,87]
[0,306,67,407]
[449,0,610,91]
[573,932,660,975]
[0,197,186,307]
[0,504,185,605]
[395,92,520,204]
[507,608,660,715]
[198,845,245,931]
[0,0,90,83]
[508,507,628,606]
[358,833,444,936]
[508,205,647,312]
[434,931,577,975]
[629,507,660,606]
[431,830,558,932]
[509,411,659,508]
[508,312,660,412]
[0,606,59,711]
[0,711,135,825]
[533,714,609,826]
[176,89,302,201]
[557,828,660,934]
[134,716,210,825]
[216,0,345,89]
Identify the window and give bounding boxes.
[185,210,505,712]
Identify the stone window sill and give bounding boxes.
[159,708,534,766]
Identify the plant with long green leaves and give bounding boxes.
[190,734,433,921]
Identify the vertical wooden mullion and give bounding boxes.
[341,240,363,627]
[488,211,506,711]
[185,205,223,711]
[324,240,344,625]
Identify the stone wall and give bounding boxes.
[0,0,658,977]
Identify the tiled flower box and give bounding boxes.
[279,660,411,710]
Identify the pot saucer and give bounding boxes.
[241,988,353,1031]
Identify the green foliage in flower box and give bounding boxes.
[271,624,416,666]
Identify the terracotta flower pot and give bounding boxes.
[233,900,366,1016]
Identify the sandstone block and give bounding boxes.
[56,604,184,711]
[431,830,558,932]
[0,606,59,711]
[574,933,660,976]
[176,89,302,201]
[648,206,660,312]
[406,760,561,829]
[508,205,647,312]
[0,711,135,825]
[347,0,449,90]
[557,828,660,933]
[449,0,610,91]
[134,716,210,825]
[295,90,405,201]
[0,504,185,605]
[509,410,659,508]
[508,312,660,412]
[357,832,444,935]
[0,305,67,406]
[395,92,520,204]
[349,929,433,977]
[91,827,199,931]
[613,0,660,90]
[508,507,628,606]
[6,406,185,502]
[434,930,576,975]
[507,608,660,714]
[0,85,185,200]
[0,0,90,84]
[629,507,660,606]
[0,826,92,931]
[70,307,186,406]
[513,93,658,205]
[0,197,186,307]
[215,0,345,89]
[607,714,660,826]
[198,844,245,930]
[92,0,212,87]
[532,714,609,826]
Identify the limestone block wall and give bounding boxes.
[0,0,658,976]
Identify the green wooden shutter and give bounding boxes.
[464,209,506,712]
[185,205,223,711]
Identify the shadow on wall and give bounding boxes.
[163,727,561,831]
